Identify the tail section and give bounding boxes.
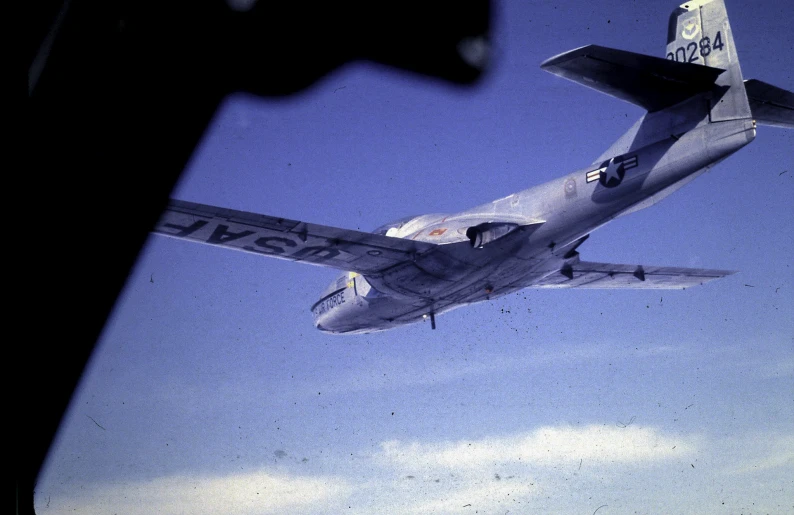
[540,45,722,113]
[744,79,794,128]
[666,0,751,121]
[542,0,793,132]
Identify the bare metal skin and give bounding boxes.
[155,0,792,334]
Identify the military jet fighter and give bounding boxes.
[155,0,793,334]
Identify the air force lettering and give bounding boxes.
[312,289,347,318]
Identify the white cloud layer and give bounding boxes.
[401,480,538,514]
[41,426,794,515]
[378,424,692,471]
[721,433,794,475]
[35,469,352,515]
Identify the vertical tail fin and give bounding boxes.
[666,0,751,121]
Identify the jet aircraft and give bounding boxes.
[155,0,793,334]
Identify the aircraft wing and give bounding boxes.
[530,261,735,289]
[744,79,794,128]
[153,199,437,275]
[540,44,724,112]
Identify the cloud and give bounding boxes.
[33,424,709,515]
[35,469,352,515]
[378,424,692,471]
[721,433,794,475]
[403,480,538,514]
[357,425,698,514]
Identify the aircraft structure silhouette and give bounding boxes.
[155,0,793,333]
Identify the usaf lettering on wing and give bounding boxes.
[156,219,353,263]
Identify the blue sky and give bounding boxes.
[36,1,792,513]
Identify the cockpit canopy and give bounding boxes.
[371,215,418,236]
[372,213,448,238]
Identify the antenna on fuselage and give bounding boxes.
[423,312,437,330]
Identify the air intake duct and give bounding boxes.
[466,222,519,248]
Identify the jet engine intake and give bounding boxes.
[466,222,519,248]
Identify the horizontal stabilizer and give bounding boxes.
[744,79,794,128]
[532,261,735,289]
[154,200,436,275]
[541,44,724,112]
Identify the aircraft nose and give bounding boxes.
[312,273,388,334]
[311,278,357,333]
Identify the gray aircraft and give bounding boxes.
[155,0,792,334]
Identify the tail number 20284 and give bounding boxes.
[667,31,725,63]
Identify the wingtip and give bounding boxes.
[705,269,738,280]
[539,44,596,69]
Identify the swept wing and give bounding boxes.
[744,79,794,128]
[540,44,724,112]
[154,200,436,275]
[531,261,735,289]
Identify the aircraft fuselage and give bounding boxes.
[313,116,756,333]
[155,0,791,335]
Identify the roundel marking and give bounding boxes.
[598,157,626,188]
